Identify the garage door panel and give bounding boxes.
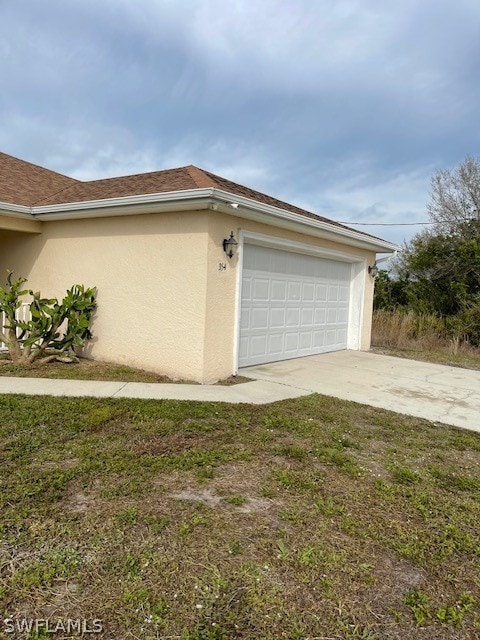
[251,308,269,329]
[328,286,339,302]
[315,284,328,301]
[302,282,315,301]
[288,281,302,301]
[267,249,292,275]
[271,280,287,301]
[239,244,351,367]
[301,308,314,325]
[299,331,312,349]
[268,333,284,354]
[286,308,300,326]
[288,254,303,276]
[251,249,271,272]
[241,276,252,301]
[331,261,351,279]
[314,308,326,324]
[325,329,337,346]
[285,332,299,352]
[239,335,249,357]
[270,308,286,328]
[314,260,329,278]
[252,278,269,300]
[313,330,325,347]
[327,308,337,323]
[243,250,254,270]
[240,308,251,330]
[339,285,350,302]
[250,335,268,357]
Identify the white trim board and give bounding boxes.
[241,230,366,263]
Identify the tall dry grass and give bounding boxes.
[372,309,480,362]
[371,310,448,350]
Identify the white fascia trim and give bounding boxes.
[25,185,396,253]
[32,188,215,220]
[0,201,34,218]
[212,189,398,254]
[242,230,366,263]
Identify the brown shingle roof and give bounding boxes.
[0,151,79,206]
[0,152,385,242]
[35,166,202,205]
[200,167,347,229]
[35,163,350,231]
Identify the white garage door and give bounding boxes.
[239,244,352,367]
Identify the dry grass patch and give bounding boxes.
[371,309,480,370]
[371,345,480,371]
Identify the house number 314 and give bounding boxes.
[218,262,227,271]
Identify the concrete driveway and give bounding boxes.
[241,351,480,433]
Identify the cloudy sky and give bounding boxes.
[1,0,479,245]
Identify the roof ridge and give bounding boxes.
[78,165,196,185]
[201,167,274,194]
[185,165,219,189]
[31,165,201,204]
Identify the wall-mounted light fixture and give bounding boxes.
[223,231,238,259]
[368,264,379,278]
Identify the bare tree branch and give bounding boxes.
[428,155,480,234]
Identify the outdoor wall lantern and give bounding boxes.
[368,264,379,278]
[223,231,238,259]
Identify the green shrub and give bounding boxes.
[0,270,97,364]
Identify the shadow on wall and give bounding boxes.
[0,212,210,284]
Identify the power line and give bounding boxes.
[337,221,436,226]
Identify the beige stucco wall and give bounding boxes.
[0,212,211,381]
[0,209,376,383]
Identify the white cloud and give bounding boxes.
[0,0,478,249]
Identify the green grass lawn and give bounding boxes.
[1,394,479,639]
[0,357,249,385]
[0,357,182,382]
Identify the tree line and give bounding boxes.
[374,156,480,346]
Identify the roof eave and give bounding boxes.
[32,188,215,215]
[210,189,398,253]
[0,201,43,233]
[30,187,397,253]
[0,201,34,217]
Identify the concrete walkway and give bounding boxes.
[0,375,310,404]
[1,351,479,432]
[241,351,480,433]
